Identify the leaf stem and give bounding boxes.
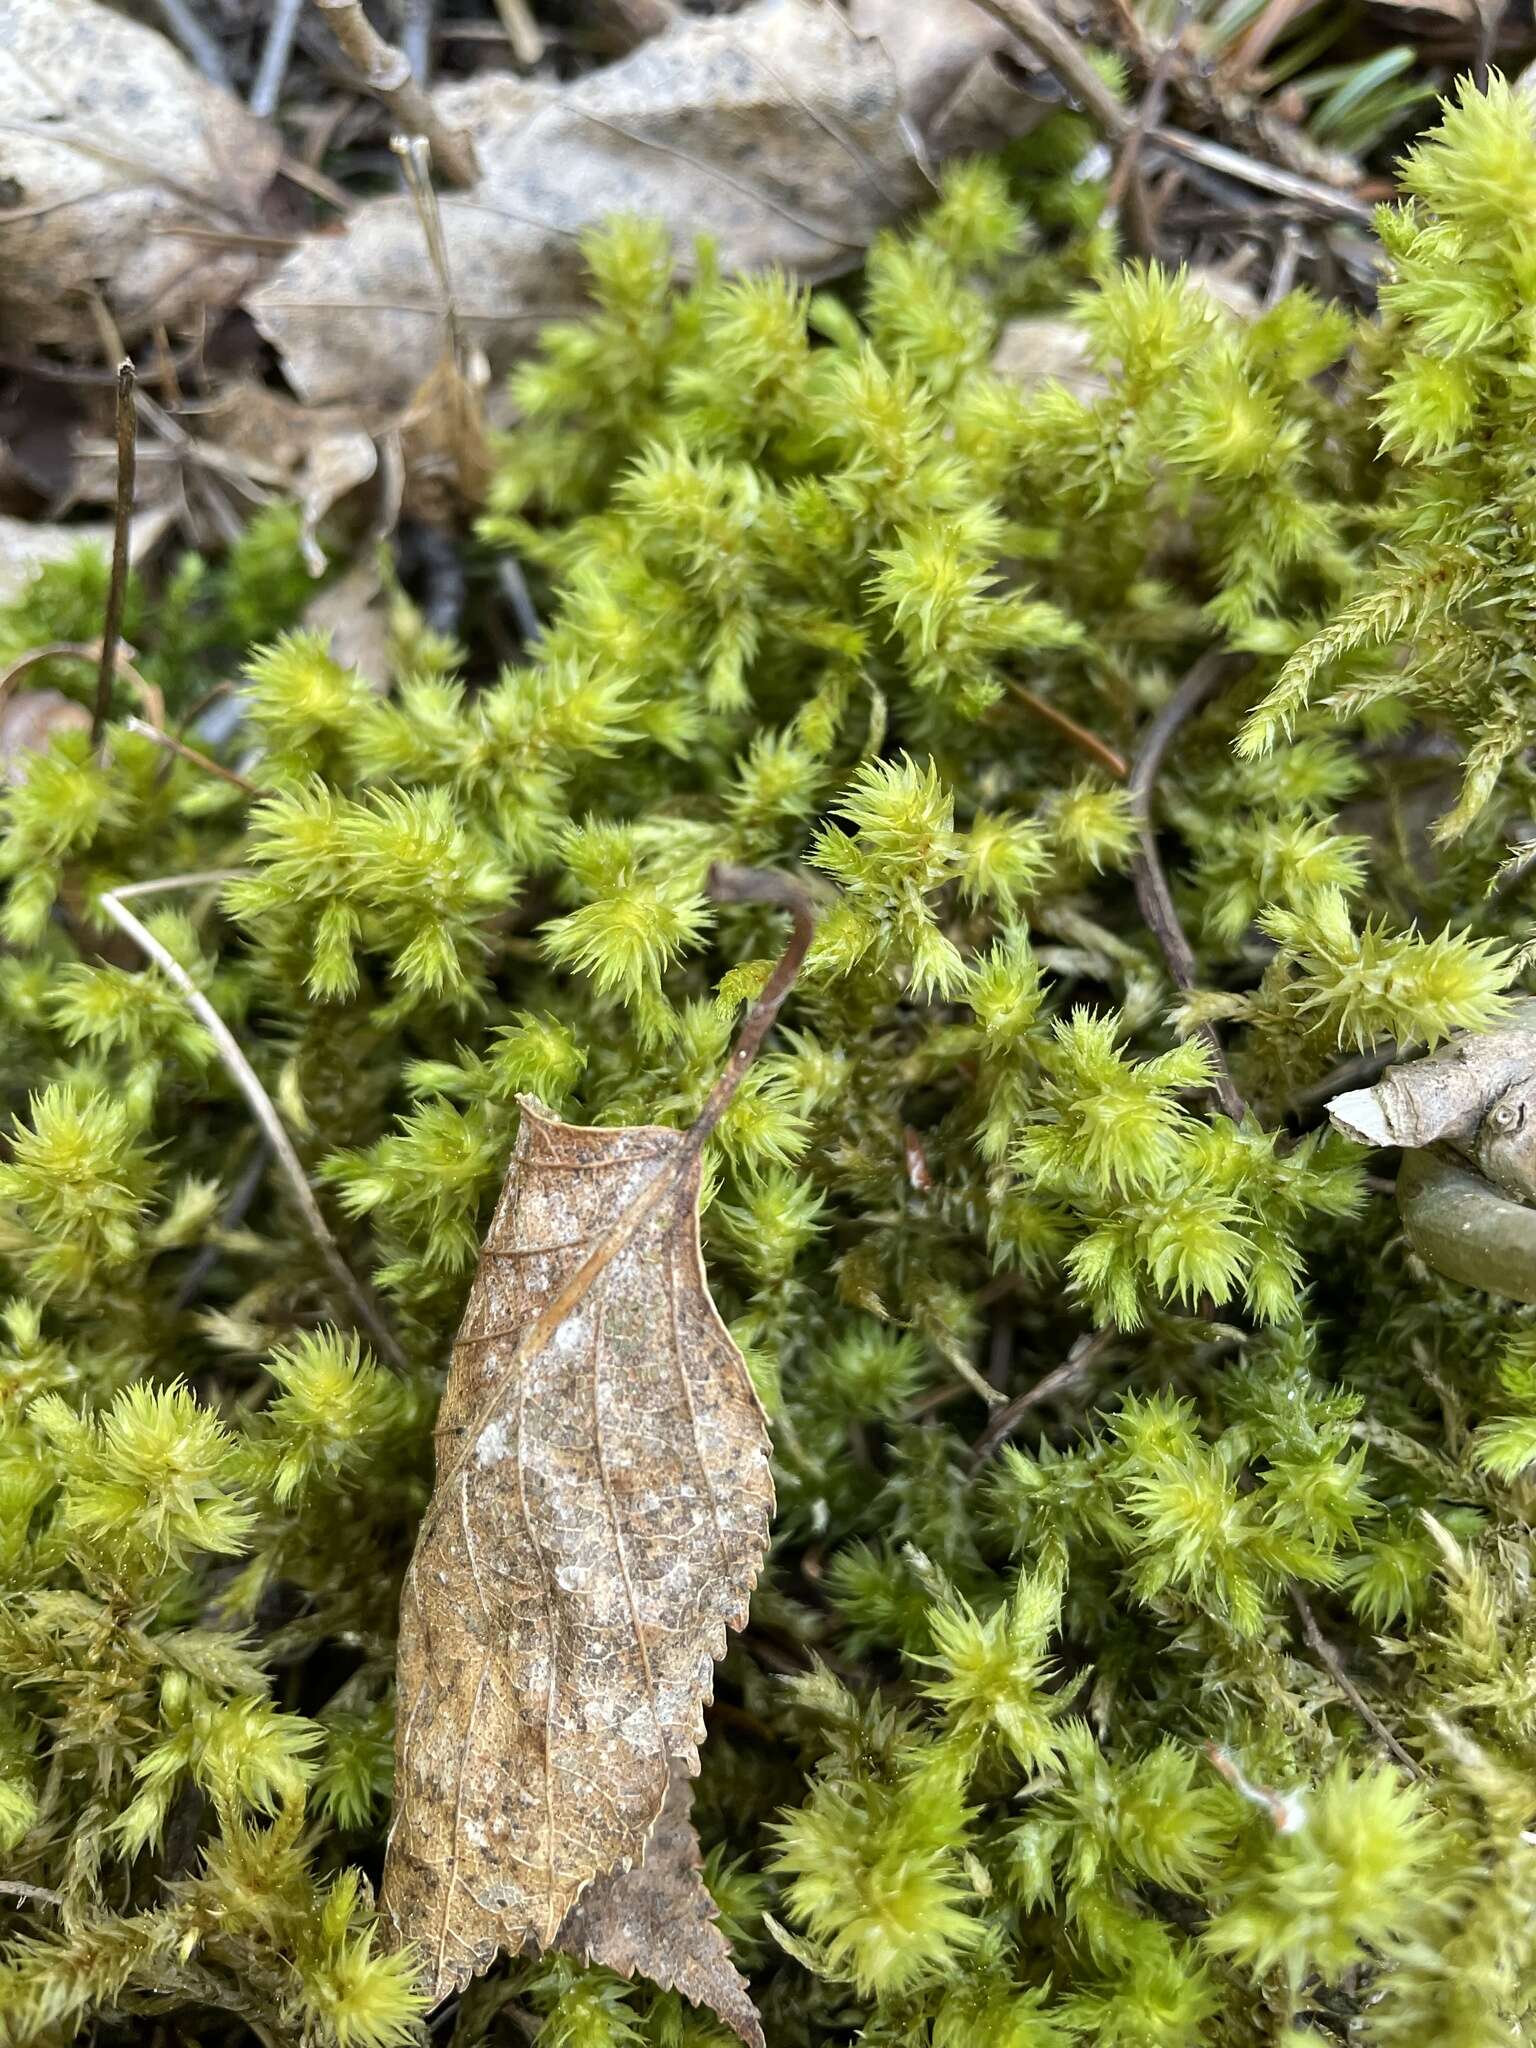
[969,1324,1116,1468]
[686,866,817,1156]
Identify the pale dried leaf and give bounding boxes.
[383,1097,773,2003]
[0,0,281,353]
[249,0,1031,407]
[299,431,379,577]
[848,0,1012,122]
[0,513,109,605]
[553,1764,764,2048]
[302,557,392,689]
[991,317,1105,398]
[0,690,90,781]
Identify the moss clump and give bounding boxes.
[1,73,1535,2048]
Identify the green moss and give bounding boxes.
[0,76,1534,2048]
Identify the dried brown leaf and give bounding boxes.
[382,1098,774,2003]
[552,1763,764,2048]
[0,0,280,354]
[247,0,1038,407]
[400,349,493,522]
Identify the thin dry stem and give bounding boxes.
[0,643,101,703]
[98,872,406,1371]
[1008,681,1129,781]
[970,1324,1116,1467]
[491,0,545,65]
[311,0,479,186]
[970,0,1132,138]
[1128,653,1247,1122]
[121,716,257,795]
[0,1879,64,1909]
[1290,1586,1422,1775]
[251,0,305,118]
[93,362,137,748]
[152,0,234,87]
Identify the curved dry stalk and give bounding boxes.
[98,871,406,1370]
[0,643,164,729]
[1008,680,1129,781]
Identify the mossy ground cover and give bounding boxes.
[1,73,1535,2048]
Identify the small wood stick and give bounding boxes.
[970,0,1132,140]
[93,362,137,749]
[0,1879,63,1910]
[311,0,479,187]
[98,872,406,1371]
[1009,681,1129,781]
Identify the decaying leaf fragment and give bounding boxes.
[0,0,280,353]
[385,869,812,2027]
[553,1764,764,2048]
[248,0,1045,407]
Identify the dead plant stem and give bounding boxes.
[93,362,137,749]
[311,0,478,185]
[98,872,406,1371]
[1128,653,1247,1122]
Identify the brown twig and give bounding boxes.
[93,362,137,749]
[1290,1586,1422,1776]
[311,0,479,186]
[970,1324,1117,1468]
[1009,682,1129,781]
[970,0,1132,139]
[98,873,407,1372]
[1285,1042,1399,1124]
[1128,653,1247,1123]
